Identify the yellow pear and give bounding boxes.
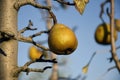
[115,19,120,32]
[95,23,118,45]
[48,23,78,55]
[29,46,43,61]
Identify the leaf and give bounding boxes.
[74,0,89,15]
[82,64,89,74]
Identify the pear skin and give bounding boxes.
[115,19,120,32]
[29,46,42,61]
[95,23,118,45]
[48,24,78,55]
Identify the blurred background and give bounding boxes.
[18,0,120,80]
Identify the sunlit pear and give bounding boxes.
[95,23,118,45]
[29,46,43,61]
[115,19,120,32]
[48,23,78,55]
[82,64,89,74]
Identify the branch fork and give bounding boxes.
[99,0,120,72]
[15,58,57,77]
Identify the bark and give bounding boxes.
[0,0,18,80]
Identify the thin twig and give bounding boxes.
[15,58,57,76]
[19,20,37,34]
[25,66,52,75]
[99,0,110,22]
[20,66,52,75]
[36,58,57,63]
[48,10,57,25]
[19,20,37,33]
[54,0,75,5]
[14,0,57,25]
[29,30,49,38]
[96,66,116,80]
[32,41,50,51]
[83,45,120,74]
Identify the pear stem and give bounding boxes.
[48,10,57,25]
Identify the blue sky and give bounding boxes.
[18,0,120,80]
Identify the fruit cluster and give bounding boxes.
[28,23,78,61]
[95,23,118,45]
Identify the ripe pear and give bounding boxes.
[29,46,43,61]
[95,23,118,45]
[48,24,78,55]
[115,19,120,32]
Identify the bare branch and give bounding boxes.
[16,20,49,50]
[16,34,49,51]
[96,66,116,80]
[107,66,116,71]
[36,58,57,63]
[24,66,52,74]
[99,0,120,73]
[54,0,75,6]
[15,58,57,76]
[15,0,57,26]
[23,58,57,67]
[29,30,49,38]
[17,66,52,76]
[83,45,120,74]
[99,0,110,22]
[14,0,51,10]
[106,7,110,17]
[19,20,37,34]
[109,0,120,72]
[48,10,57,25]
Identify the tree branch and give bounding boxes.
[99,0,110,22]
[14,0,51,10]
[99,0,120,73]
[24,66,52,74]
[48,10,57,25]
[110,0,120,72]
[96,65,116,80]
[54,0,75,6]
[15,58,57,76]
[14,0,57,25]
[82,45,120,74]
[16,34,49,51]
[29,30,49,38]
[16,66,52,76]
[36,58,57,63]
[16,20,50,51]
[19,20,37,34]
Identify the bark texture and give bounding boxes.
[0,0,18,80]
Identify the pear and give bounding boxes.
[95,23,118,45]
[29,46,43,61]
[48,24,78,55]
[115,19,120,32]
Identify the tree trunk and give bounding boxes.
[0,0,18,80]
